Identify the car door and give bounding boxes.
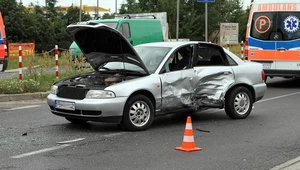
[159,44,198,111]
[192,43,235,108]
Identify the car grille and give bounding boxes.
[50,106,102,116]
[57,86,88,99]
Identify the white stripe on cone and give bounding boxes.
[183,136,195,142]
[185,123,192,130]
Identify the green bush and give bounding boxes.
[1,52,91,94]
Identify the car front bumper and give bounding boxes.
[47,94,128,123]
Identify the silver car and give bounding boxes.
[47,23,266,131]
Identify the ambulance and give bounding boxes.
[245,0,300,81]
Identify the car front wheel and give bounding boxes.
[122,95,154,131]
[225,86,253,119]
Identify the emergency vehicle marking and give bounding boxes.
[255,15,271,33]
[257,4,297,12]
[283,15,300,33]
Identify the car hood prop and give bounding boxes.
[67,22,149,74]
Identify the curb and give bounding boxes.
[0,91,49,102]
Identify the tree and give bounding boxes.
[102,13,115,19]
[62,6,91,25]
[119,0,247,42]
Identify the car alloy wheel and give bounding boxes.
[234,92,250,116]
[225,86,253,119]
[129,101,151,127]
[122,94,154,131]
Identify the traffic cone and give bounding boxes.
[176,116,202,152]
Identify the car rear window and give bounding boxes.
[251,12,300,41]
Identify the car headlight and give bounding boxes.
[50,85,58,95]
[85,90,116,99]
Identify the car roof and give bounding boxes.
[135,41,215,49]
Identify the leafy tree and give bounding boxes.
[120,0,247,42]
[62,6,91,25]
[119,0,142,14]
[102,13,115,19]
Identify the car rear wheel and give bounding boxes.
[65,117,87,124]
[122,95,154,131]
[225,86,253,119]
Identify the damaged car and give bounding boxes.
[47,22,266,131]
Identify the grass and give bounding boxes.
[1,52,91,94]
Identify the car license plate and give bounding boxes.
[262,63,271,69]
[55,100,75,111]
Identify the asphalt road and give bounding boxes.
[0,77,300,170]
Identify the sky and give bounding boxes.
[20,0,251,14]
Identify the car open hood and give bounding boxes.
[66,22,149,74]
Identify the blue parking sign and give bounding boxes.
[197,0,215,2]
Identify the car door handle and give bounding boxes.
[277,47,286,51]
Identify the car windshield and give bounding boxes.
[134,46,171,73]
[99,46,171,74]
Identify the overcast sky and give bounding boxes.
[21,0,251,14]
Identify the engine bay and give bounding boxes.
[59,71,142,88]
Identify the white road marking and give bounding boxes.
[103,132,126,138]
[256,92,300,103]
[5,105,40,111]
[201,92,300,114]
[10,144,71,159]
[270,155,300,170]
[57,138,85,144]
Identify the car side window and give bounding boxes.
[226,54,238,66]
[196,44,227,67]
[119,22,131,38]
[161,45,194,73]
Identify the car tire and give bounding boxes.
[122,95,154,131]
[225,86,253,119]
[65,117,87,124]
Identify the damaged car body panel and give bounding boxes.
[67,22,149,74]
[47,23,266,131]
[159,43,235,110]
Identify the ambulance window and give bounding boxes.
[250,12,275,41]
[278,12,300,40]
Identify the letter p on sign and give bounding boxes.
[255,15,271,34]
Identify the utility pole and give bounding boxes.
[115,0,117,13]
[79,0,82,22]
[97,0,99,18]
[176,0,179,41]
[205,2,208,42]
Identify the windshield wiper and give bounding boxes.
[98,66,112,71]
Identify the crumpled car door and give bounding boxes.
[159,68,198,110]
[191,43,235,108]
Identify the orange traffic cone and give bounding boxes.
[176,116,202,152]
